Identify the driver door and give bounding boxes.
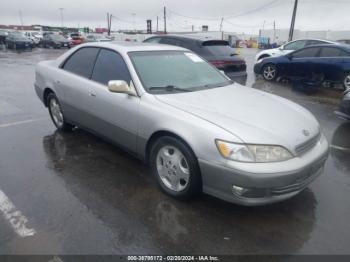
[282,47,321,80]
[87,48,140,153]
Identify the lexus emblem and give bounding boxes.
[302,129,310,137]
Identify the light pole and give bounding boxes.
[288,0,298,42]
[59,8,65,27]
[132,13,136,32]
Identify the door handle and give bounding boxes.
[55,80,60,84]
[89,91,96,97]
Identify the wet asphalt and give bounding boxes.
[0,47,349,255]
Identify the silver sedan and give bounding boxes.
[35,42,329,206]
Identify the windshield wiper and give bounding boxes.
[149,85,192,92]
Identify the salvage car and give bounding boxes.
[85,34,112,42]
[335,88,350,120]
[41,34,71,49]
[144,35,247,80]
[35,42,329,206]
[255,38,336,61]
[5,33,33,50]
[254,44,350,89]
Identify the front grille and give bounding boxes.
[295,132,320,156]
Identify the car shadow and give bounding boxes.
[42,129,317,255]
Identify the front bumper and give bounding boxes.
[199,135,329,206]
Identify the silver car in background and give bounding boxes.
[35,42,329,206]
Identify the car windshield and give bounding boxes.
[129,51,231,94]
[51,35,66,41]
[11,35,28,40]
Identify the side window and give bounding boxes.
[160,38,183,47]
[144,37,161,43]
[284,40,307,50]
[91,49,131,85]
[291,47,320,59]
[306,40,326,46]
[319,47,344,57]
[62,47,100,78]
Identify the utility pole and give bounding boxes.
[107,13,110,36]
[192,25,194,32]
[163,6,167,34]
[219,17,224,32]
[288,0,298,42]
[132,13,136,32]
[273,20,276,43]
[18,10,24,30]
[59,8,64,27]
[156,16,159,32]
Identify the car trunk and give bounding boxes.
[200,40,246,73]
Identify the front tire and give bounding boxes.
[150,136,202,200]
[262,63,277,81]
[343,73,350,90]
[47,93,73,132]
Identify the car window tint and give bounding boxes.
[306,40,328,46]
[159,38,183,47]
[284,40,307,50]
[144,37,161,43]
[292,47,319,58]
[91,49,131,85]
[62,47,100,78]
[319,47,347,57]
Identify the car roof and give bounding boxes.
[147,34,228,44]
[77,41,188,53]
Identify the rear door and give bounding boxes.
[316,47,349,82]
[57,47,100,127]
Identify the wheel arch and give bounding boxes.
[145,130,197,165]
[43,88,55,107]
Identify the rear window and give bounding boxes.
[201,41,236,56]
[319,47,349,57]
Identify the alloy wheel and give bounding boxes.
[344,74,350,89]
[49,98,64,128]
[263,65,277,81]
[156,145,190,192]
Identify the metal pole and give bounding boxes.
[59,8,64,27]
[219,17,224,32]
[156,16,159,32]
[288,0,298,42]
[273,20,276,43]
[163,6,167,34]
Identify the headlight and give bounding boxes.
[216,140,293,163]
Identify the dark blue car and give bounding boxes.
[254,44,350,89]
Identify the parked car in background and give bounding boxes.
[85,34,112,42]
[335,89,350,120]
[143,35,247,80]
[255,39,337,61]
[5,33,33,50]
[23,31,42,46]
[35,42,328,206]
[0,30,8,45]
[254,44,350,89]
[41,34,71,49]
[69,33,84,46]
[337,39,350,45]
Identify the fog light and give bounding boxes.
[232,185,248,196]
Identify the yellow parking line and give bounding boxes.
[0,118,48,129]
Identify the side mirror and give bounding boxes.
[108,80,137,96]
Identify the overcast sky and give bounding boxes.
[0,0,350,33]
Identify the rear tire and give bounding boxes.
[150,136,202,200]
[262,63,277,81]
[47,93,73,132]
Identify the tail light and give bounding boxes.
[210,60,246,67]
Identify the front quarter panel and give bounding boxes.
[137,94,243,165]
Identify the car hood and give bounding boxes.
[155,84,320,152]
